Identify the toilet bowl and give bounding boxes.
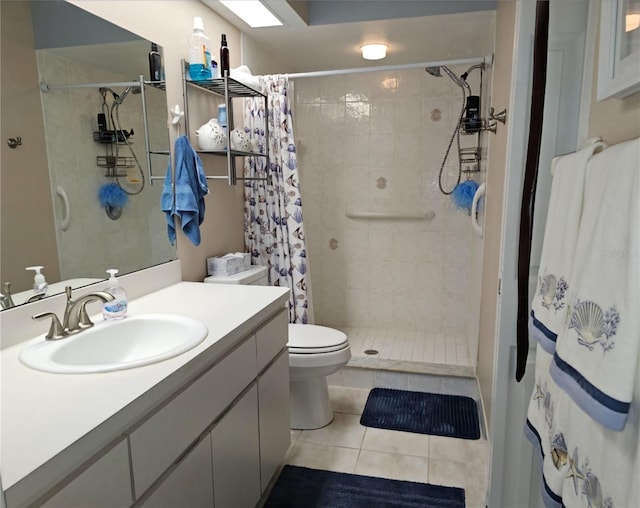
[203,266,351,430]
[288,324,351,430]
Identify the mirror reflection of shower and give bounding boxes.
[97,85,145,199]
[426,64,484,195]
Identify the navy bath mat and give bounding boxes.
[264,465,465,508]
[360,388,481,440]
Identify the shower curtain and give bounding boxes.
[243,75,309,324]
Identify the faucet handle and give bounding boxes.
[33,312,66,340]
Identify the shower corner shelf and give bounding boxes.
[181,59,269,186]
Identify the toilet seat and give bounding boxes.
[287,324,348,354]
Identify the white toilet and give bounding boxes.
[204,265,351,430]
[288,323,350,429]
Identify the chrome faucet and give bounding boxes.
[33,286,115,340]
[0,282,16,310]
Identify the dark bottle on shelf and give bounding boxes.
[220,34,230,77]
[148,43,162,81]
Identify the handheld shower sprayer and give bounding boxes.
[425,62,485,195]
[112,86,141,106]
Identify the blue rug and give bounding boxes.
[264,466,465,508]
[360,388,481,440]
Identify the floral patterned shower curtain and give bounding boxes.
[243,75,309,324]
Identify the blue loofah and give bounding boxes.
[452,180,479,212]
[99,183,129,208]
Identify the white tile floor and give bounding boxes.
[284,385,489,507]
[338,327,474,376]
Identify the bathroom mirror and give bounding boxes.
[0,0,175,309]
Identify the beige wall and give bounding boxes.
[0,1,61,292]
[69,1,283,283]
[476,0,517,429]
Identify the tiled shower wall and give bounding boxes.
[294,66,485,363]
[38,51,174,280]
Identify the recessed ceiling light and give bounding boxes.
[626,13,640,32]
[219,0,283,28]
[361,44,388,60]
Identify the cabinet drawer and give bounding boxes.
[256,309,288,372]
[130,336,257,498]
[139,434,214,508]
[211,384,261,508]
[42,439,131,508]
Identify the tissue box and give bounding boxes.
[207,254,245,276]
[233,252,251,270]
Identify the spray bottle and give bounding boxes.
[220,34,230,77]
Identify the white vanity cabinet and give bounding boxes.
[211,384,261,508]
[133,309,288,506]
[129,336,258,498]
[258,350,291,493]
[40,440,132,508]
[138,434,214,508]
[3,301,290,508]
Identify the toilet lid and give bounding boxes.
[287,324,349,354]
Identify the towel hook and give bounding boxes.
[7,136,22,149]
[170,105,184,137]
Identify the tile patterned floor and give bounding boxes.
[337,327,475,376]
[285,385,489,507]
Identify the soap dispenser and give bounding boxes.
[103,269,128,320]
[26,266,48,296]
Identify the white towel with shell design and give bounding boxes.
[529,142,606,355]
[526,343,640,508]
[550,138,640,432]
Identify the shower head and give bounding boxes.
[425,67,441,78]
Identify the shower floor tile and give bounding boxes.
[337,327,473,376]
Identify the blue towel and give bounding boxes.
[160,136,209,246]
[160,165,176,244]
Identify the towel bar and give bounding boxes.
[346,210,436,220]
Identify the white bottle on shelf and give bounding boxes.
[188,17,212,81]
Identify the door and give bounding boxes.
[488,0,590,506]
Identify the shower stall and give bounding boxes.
[292,57,490,375]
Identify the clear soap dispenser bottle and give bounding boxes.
[103,269,128,320]
[26,266,48,296]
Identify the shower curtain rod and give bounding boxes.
[286,54,493,79]
[40,79,142,93]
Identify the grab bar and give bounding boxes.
[56,185,70,231]
[346,210,436,220]
[471,182,486,238]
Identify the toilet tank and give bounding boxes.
[203,265,269,286]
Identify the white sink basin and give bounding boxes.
[19,314,208,374]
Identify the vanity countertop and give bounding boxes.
[0,281,289,499]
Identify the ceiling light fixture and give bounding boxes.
[361,44,388,60]
[219,0,283,28]
[626,13,640,32]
